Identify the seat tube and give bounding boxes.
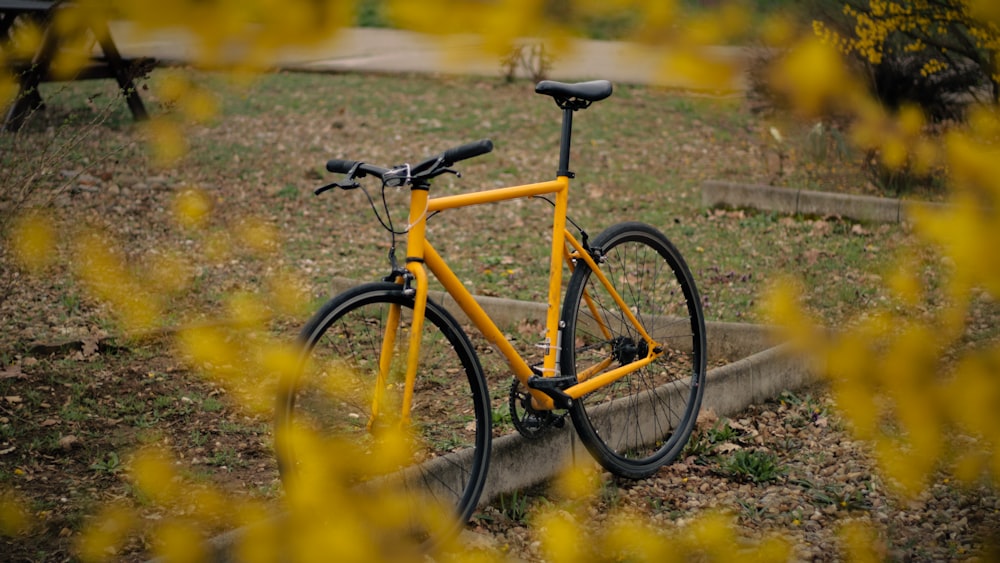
[400,185,431,423]
[542,176,570,378]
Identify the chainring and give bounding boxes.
[509,378,565,440]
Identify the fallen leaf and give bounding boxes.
[811,220,831,236]
[517,319,543,336]
[729,419,750,431]
[81,336,100,357]
[0,365,25,379]
[695,408,718,429]
[58,435,80,450]
[4,396,23,403]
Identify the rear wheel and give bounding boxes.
[561,222,706,478]
[275,282,491,545]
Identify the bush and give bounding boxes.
[868,52,982,121]
[813,0,999,120]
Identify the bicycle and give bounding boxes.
[274,79,707,543]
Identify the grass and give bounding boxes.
[0,342,275,558]
[684,419,745,459]
[802,480,873,511]
[722,449,786,484]
[193,70,901,328]
[207,447,244,468]
[494,490,531,523]
[736,498,768,522]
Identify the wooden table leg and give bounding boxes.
[91,19,147,122]
[4,15,56,131]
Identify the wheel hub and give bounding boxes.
[611,335,648,365]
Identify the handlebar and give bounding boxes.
[323,139,494,190]
[325,159,388,177]
[442,139,494,166]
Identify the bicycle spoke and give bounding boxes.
[275,284,491,547]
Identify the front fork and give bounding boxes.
[369,264,426,430]
[398,262,428,425]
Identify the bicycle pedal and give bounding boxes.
[526,411,566,429]
[520,412,546,431]
[527,375,576,409]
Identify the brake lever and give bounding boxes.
[314,183,337,195]
[314,180,359,195]
[315,161,365,195]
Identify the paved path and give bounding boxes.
[111,24,750,90]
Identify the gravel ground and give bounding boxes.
[467,386,1000,562]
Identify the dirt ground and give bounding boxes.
[2,70,998,561]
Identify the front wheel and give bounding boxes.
[274,282,492,546]
[561,222,706,478]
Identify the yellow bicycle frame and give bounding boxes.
[380,175,664,421]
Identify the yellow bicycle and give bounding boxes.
[275,79,706,542]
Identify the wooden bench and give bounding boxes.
[0,0,153,131]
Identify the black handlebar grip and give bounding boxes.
[441,139,493,166]
[326,158,358,174]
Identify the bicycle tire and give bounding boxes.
[275,282,491,545]
[561,222,706,479]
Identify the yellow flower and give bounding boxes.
[10,212,57,273]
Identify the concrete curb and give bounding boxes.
[478,341,811,503]
[319,277,813,501]
[702,180,949,223]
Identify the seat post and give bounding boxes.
[557,107,575,178]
